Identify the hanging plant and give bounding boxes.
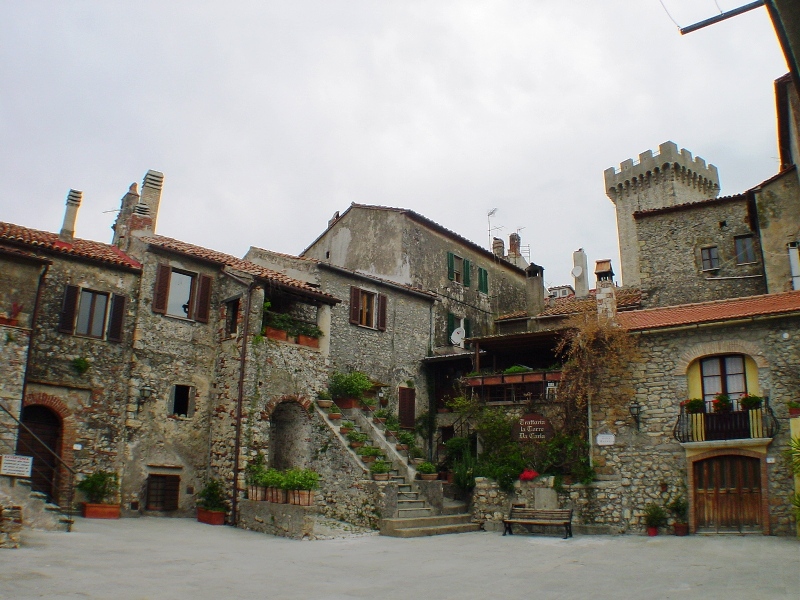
[72,357,90,375]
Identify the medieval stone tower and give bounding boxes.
[604,141,720,287]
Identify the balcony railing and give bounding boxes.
[673,398,778,443]
[462,371,562,405]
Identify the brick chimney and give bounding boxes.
[493,237,505,258]
[139,170,164,231]
[111,183,140,248]
[59,190,82,242]
[509,233,521,257]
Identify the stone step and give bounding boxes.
[382,522,482,538]
[397,499,426,509]
[442,500,468,515]
[396,507,432,519]
[398,492,418,500]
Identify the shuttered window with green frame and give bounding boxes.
[478,267,489,294]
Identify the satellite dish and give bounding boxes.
[450,326,466,345]
[571,266,583,278]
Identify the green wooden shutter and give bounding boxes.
[479,268,489,294]
[447,313,455,342]
[464,318,472,339]
[58,285,80,334]
[447,252,455,280]
[463,259,471,287]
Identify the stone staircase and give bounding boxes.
[0,476,74,532]
[317,404,480,538]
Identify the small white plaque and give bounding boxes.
[0,455,33,477]
[596,433,616,446]
[73,443,83,451]
[766,456,776,464]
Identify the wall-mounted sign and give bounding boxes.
[0,455,33,477]
[596,433,616,446]
[513,413,554,443]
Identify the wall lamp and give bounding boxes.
[139,384,154,405]
[629,400,641,431]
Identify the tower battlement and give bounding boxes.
[604,141,720,203]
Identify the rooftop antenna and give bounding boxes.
[678,1,764,35]
[487,208,502,248]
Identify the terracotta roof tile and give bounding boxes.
[0,222,141,270]
[497,288,642,321]
[618,291,800,331]
[140,235,339,304]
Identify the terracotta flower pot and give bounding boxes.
[197,507,225,525]
[395,444,408,451]
[264,326,288,341]
[81,503,120,519]
[350,441,365,449]
[297,334,319,348]
[673,523,689,536]
[646,526,659,537]
[288,490,313,506]
[334,397,359,410]
[372,473,390,481]
[328,413,342,420]
[361,455,376,464]
[317,399,333,408]
[419,473,438,481]
[340,426,353,435]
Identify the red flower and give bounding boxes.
[519,469,539,481]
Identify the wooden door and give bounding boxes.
[398,387,416,429]
[693,455,762,533]
[16,405,61,501]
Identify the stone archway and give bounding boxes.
[269,399,312,471]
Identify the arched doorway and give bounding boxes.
[16,405,62,500]
[693,455,762,533]
[269,402,311,470]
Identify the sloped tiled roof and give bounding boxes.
[140,235,339,304]
[301,203,526,275]
[496,288,642,321]
[617,290,800,331]
[633,194,747,219]
[0,222,142,270]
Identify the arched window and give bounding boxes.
[700,355,746,402]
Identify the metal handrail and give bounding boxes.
[0,401,76,531]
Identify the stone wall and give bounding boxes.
[635,196,766,308]
[0,327,30,454]
[755,168,800,293]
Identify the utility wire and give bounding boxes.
[657,0,682,28]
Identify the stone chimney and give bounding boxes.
[573,248,589,298]
[111,183,140,248]
[139,170,164,231]
[595,259,617,321]
[59,190,82,242]
[493,237,505,258]
[525,263,545,321]
[509,233,521,257]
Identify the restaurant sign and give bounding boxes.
[513,413,554,443]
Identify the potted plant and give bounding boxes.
[503,365,531,383]
[327,404,342,421]
[384,415,400,438]
[347,430,369,449]
[316,390,333,409]
[739,393,763,410]
[296,322,323,348]
[370,460,391,481]
[263,469,286,503]
[396,431,415,451]
[712,393,731,413]
[788,401,800,418]
[77,470,120,519]
[684,398,705,414]
[196,478,228,525]
[283,468,319,506]
[643,503,668,536]
[361,396,377,412]
[357,446,383,463]
[329,370,373,409]
[339,420,355,435]
[373,408,389,424]
[409,446,425,465]
[245,454,268,501]
[667,495,689,536]
[416,461,438,481]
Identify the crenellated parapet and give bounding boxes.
[604,141,720,205]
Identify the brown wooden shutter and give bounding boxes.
[399,387,416,429]
[194,274,213,323]
[349,286,361,324]
[152,264,171,314]
[58,285,80,334]
[377,294,387,331]
[107,295,126,342]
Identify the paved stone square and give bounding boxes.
[0,518,798,600]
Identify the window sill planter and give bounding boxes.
[483,376,503,385]
[334,397,360,410]
[503,374,525,384]
[297,334,319,348]
[288,490,313,506]
[197,507,225,525]
[264,326,288,341]
[81,503,120,519]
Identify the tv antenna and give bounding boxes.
[487,208,503,247]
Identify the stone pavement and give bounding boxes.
[0,517,798,600]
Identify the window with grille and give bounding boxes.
[146,475,180,511]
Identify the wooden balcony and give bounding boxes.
[462,371,562,405]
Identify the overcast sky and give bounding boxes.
[0,1,788,288]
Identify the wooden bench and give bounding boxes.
[502,504,573,539]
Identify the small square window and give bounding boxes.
[349,287,387,330]
[734,236,756,265]
[701,246,720,271]
[146,475,180,511]
[170,385,195,418]
[75,289,109,338]
[225,298,240,337]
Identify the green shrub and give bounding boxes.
[370,461,391,475]
[503,365,532,374]
[739,394,763,410]
[261,468,284,488]
[317,390,332,400]
[197,478,229,512]
[667,495,688,523]
[328,404,342,414]
[384,415,400,431]
[244,454,267,486]
[416,461,437,474]
[282,468,319,491]
[358,446,383,457]
[397,431,416,446]
[329,370,373,399]
[373,408,390,419]
[346,431,369,444]
[71,357,90,375]
[409,446,425,459]
[77,470,119,504]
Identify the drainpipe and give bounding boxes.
[230,280,256,526]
